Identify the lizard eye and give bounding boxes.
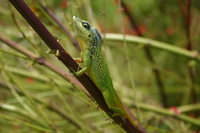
[82,22,90,30]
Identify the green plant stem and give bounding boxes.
[178,104,200,113]
[0,80,82,130]
[105,33,200,62]
[8,2,40,53]
[0,103,49,129]
[130,102,200,127]
[0,113,52,132]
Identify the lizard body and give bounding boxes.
[72,16,135,125]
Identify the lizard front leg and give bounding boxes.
[72,51,92,76]
[72,67,89,76]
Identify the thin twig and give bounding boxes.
[8,2,40,53]
[120,0,168,108]
[36,1,80,50]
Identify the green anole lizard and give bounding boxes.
[72,16,136,126]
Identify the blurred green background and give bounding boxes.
[0,0,199,132]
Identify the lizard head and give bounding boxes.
[73,16,102,49]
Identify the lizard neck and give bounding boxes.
[88,39,102,54]
[78,36,102,57]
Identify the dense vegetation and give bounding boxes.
[0,0,199,132]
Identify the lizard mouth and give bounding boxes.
[73,16,82,37]
[73,16,80,23]
[73,16,89,39]
[73,16,82,29]
[73,16,80,30]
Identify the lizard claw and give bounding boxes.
[69,66,82,76]
[95,102,99,111]
[68,67,77,76]
[105,117,111,121]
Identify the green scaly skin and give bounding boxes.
[72,16,135,125]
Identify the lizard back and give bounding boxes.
[87,47,114,92]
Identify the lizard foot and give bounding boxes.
[68,67,77,76]
[105,117,111,121]
[110,107,124,118]
[94,102,99,111]
[68,66,81,76]
[104,117,116,124]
